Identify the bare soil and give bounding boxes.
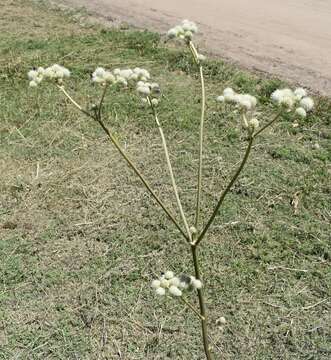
[56,0,331,96]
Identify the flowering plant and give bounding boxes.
[28,20,314,359]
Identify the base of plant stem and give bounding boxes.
[191,245,213,360]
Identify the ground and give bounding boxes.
[55,0,331,96]
[0,1,330,359]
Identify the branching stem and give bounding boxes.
[180,296,205,321]
[58,85,188,241]
[254,111,282,137]
[189,41,206,230]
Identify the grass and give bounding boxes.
[0,0,330,359]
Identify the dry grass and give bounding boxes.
[0,1,330,359]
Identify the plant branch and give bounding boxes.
[189,41,206,230]
[57,85,93,118]
[95,117,189,241]
[254,111,282,137]
[196,136,254,246]
[180,296,205,321]
[98,83,110,120]
[57,86,188,241]
[149,99,192,243]
[191,244,213,360]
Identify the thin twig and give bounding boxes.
[254,111,282,137]
[98,84,110,120]
[150,99,192,243]
[57,85,92,118]
[268,266,308,273]
[96,117,189,241]
[191,245,213,360]
[189,41,206,230]
[302,299,328,310]
[180,296,205,321]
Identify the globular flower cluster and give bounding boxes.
[92,67,150,87]
[28,64,70,87]
[217,88,257,111]
[271,87,314,118]
[167,19,198,41]
[137,81,161,106]
[217,88,259,131]
[151,271,202,297]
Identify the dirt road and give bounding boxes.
[57,0,331,95]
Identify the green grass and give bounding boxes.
[0,0,330,359]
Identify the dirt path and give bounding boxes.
[57,0,331,96]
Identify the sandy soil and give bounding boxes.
[57,0,331,96]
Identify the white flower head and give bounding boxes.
[151,98,159,106]
[222,89,257,111]
[271,88,296,109]
[222,88,239,103]
[44,64,70,81]
[29,80,38,87]
[151,272,202,297]
[249,118,260,130]
[116,76,128,86]
[119,69,134,80]
[137,83,151,97]
[151,280,161,289]
[164,271,174,280]
[300,97,314,111]
[271,89,283,102]
[294,87,307,100]
[167,28,178,39]
[167,20,198,41]
[169,277,180,287]
[92,67,107,83]
[169,286,182,297]
[155,287,166,296]
[27,67,45,86]
[104,72,115,83]
[150,82,161,94]
[295,107,307,118]
[184,31,193,40]
[28,64,70,86]
[133,67,150,81]
[181,19,198,34]
[234,94,256,110]
[223,87,235,97]
[279,96,295,109]
[160,278,170,288]
[190,277,203,289]
[189,226,197,235]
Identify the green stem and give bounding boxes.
[150,100,192,243]
[96,118,189,241]
[180,296,205,321]
[98,83,109,120]
[188,41,207,230]
[196,136,254,246]
[57,85,93,118]
[191,244,213,360]
[191,43,206,230]
[254,111,282,137]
